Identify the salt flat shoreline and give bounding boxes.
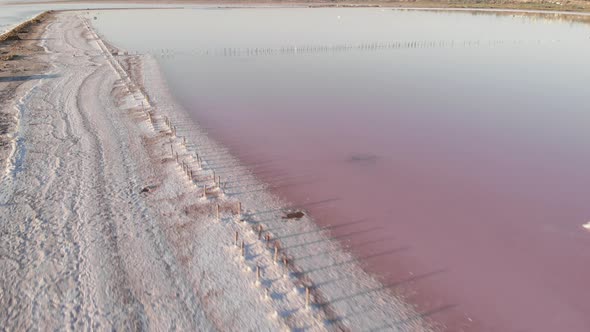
[0,9,434,331]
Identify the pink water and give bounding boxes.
[94,8,590,331]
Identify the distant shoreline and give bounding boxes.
[6,0,590,13]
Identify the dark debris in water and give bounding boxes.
[348,153,378,163]
[282,211,305,220]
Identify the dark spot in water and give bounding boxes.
[348,153,378,163]
[282,211,305,220]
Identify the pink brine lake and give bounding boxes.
[93,8,590,331]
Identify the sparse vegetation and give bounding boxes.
[0,54,18,61]
[0,11,53,43]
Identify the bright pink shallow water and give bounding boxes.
[189,96,590,331]
[94,8,590,331]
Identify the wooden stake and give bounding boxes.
[283,257,289,278]
[305,287,310,309]
[170,144,174,156]
[274,244,279,263]
[234,231,239,246]
[258,225,262,240]
[175,152,179,164]
[216,204,220,221]
[241,240,245,257]
[256,264,260,284]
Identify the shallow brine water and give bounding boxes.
[0,2,172,35]
[93,8,590,331]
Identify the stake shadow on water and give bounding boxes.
[284,226,381,251]
[326,301,456,331]
[323,269,447,308]
[223,171,316,196]
[223,171,297,191]
[232,177,320,196]
[295,235,393,263]
[302,246,409,276]
[276,218,369,241]
[320,269,451,328]
[208,158,275,171]
[368,304,458,331]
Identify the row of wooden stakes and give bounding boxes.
[153,111,314,313]
[233,227,312,310]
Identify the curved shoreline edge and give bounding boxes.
[1,9,433,331]
[89,12,436,331]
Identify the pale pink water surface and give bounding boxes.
[94,8,590,331]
